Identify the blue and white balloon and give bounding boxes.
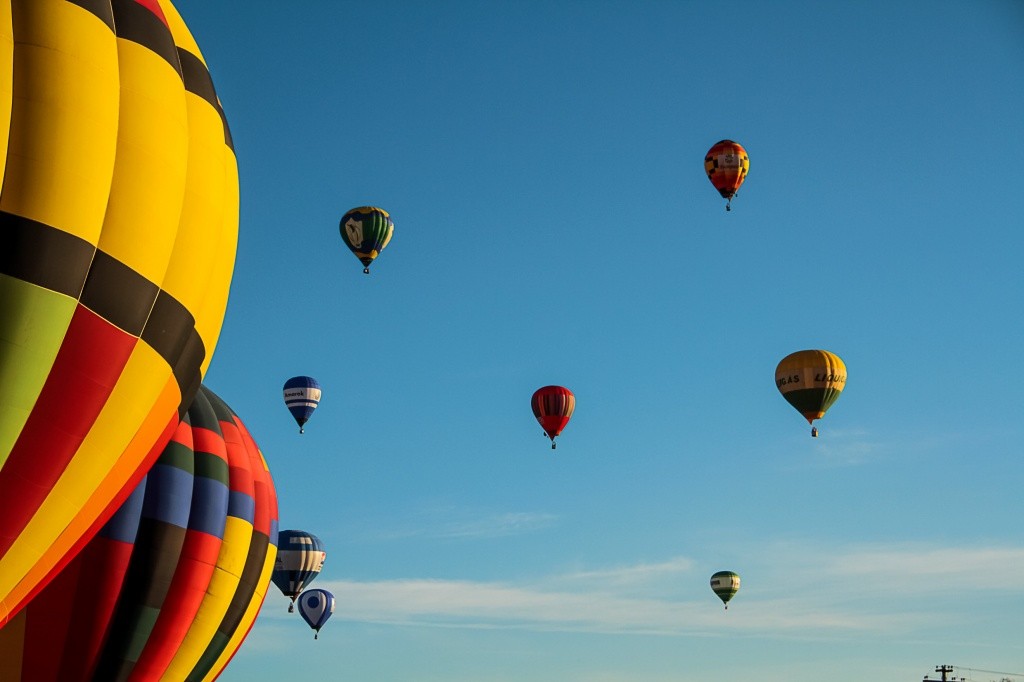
[272,530,327,612]
[283,376,322,433]
[298,588,336,639]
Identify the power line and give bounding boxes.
[952,666,1024,678]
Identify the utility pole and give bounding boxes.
[923,665,965,682]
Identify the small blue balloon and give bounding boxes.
[298,588,335,639]
[283,376,322,434]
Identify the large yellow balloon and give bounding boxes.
[775,350,847,437]
[0,0,238,625]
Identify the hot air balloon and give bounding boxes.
[339,206,393,274]
[0,385,279,682]
[775,349,847,437]
[704,140,749,211]
[710,571,740,610]
[298,588,336,640]
[0,0,239,626]
[283,376,322,434]
[272,530,327,612]
[531,386,575,449]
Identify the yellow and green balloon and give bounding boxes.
[339,206,393,274]
[775,349,847,437]
[0,0,238,625]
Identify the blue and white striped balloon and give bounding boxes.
[272,530,327,611]
[298,588,335,639]
[283,376,322,433]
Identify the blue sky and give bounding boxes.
[181,1,1024,680]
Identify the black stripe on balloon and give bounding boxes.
[174,332,206,419]
[65,0,116,32]
[188,532,271,680]
[0,212,92,298]
[142,290,200,382]
[221,531,270,630]
[188,386,224,434]
[81,250,159,337]
[0,211,206,416]
[93,518,188,680]
[111,0,183,77]
[177,48,235,151]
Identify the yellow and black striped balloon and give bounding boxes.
[0,0,238,625]
[774,350,846,436]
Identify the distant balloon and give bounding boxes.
[704,140,749,211]
[283,376,322,433]
[339,206,394,274]
[531,386,575,449]
[298,589,336,640]
[710,571,741,609]
[0,0,239,627]
[775,349,847,437]
[272,530,327,612]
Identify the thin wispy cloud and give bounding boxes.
[431,511,559,539]
[792,427,882,468]
[263,540,1022,641]
[354,506,559,541]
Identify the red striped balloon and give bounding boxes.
[531,386,575,449]
[0,386,279,682]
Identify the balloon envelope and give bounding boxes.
[531,386,575,448]
[282,376,322,433]
[272,530,327,610]
[0,0,239,625]
[704,140,749,209]
[0,385,279,682]
[710,570,741,608]
[339,206,393,274]
[298,588,336,639]
[775,349,846,435]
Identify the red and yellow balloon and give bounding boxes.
[704,140,749,211]
[0,0,238,625]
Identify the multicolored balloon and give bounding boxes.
[282,376,322,434]
[531,386,575,449]
[339,206,394,274]
[272,530,327,612]
[775,349,847,437]
[0,0,239,625]
[704,140,749,211]
[0,385,279,682]
[710,570,741,609]
[298,588,336,640]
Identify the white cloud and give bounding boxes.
[824,544,1024,589]
[266,540,1024,641]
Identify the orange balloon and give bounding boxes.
[704,140,750,210]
